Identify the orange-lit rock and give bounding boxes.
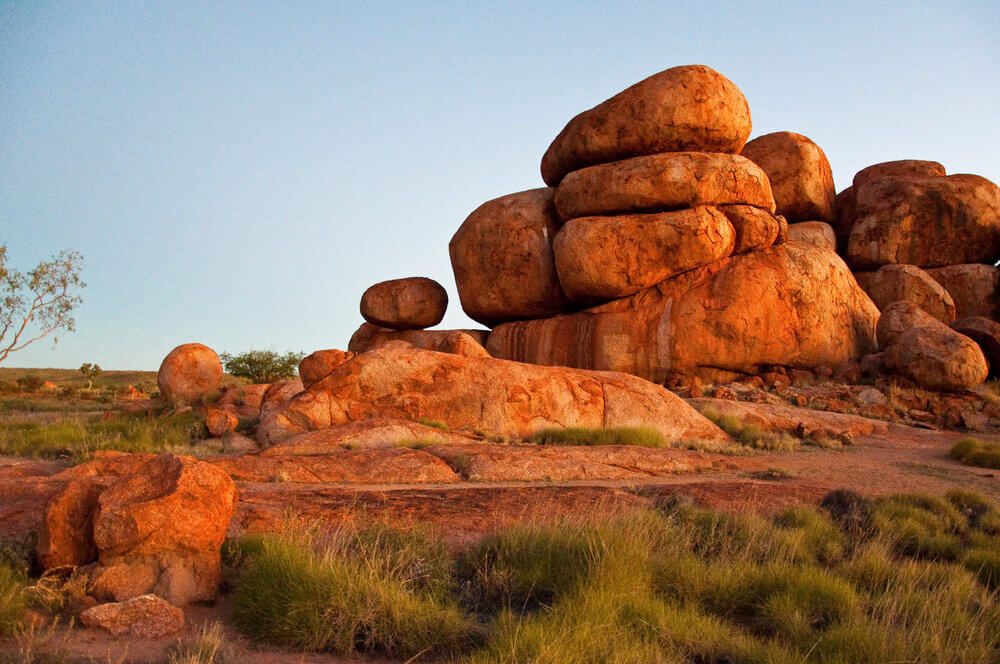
[740,131,835,223]
[298,349,355,389]
[360,277,448,330]
[156,344,222,405]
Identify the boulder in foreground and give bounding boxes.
[360,277,448,330]
[80,594,183,638]
[740,131,836,223]
[157,343,222,405]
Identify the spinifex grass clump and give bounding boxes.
[951,437,1000,470]
[697,406,799,451]
[529,425,666,447]
[226,491,1000,663]
[0,557,27,638]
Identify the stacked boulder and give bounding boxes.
[450,65,879,383]
[841,160,1000,386]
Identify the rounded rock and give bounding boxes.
[741,131,836,223]
[299,349,355,389]
[787,221,836,252]
[157,344,222,406]
[360,277,447,331]
[854,265,956,323]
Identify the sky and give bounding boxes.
[2,1,999,370]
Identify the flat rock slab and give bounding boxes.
[687,398,889,437]
[80,594,183,638]
[262,417,477,455]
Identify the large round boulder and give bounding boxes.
[740,131,836,223]
[487,243,879,383]
[360,277,447,330]
[157,343,222,405]
[925,264,1000,321]
[854,264,956,323]
[553,152,774,220]
[540,65,752,185]
[553,207,735,301]
[449,188,572,327]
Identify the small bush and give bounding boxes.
[220,349,305,384]
[529,426,665,447]
[950,437,1000,470]
[417,418,448,430]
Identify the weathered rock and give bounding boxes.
[854,264,956,323]
[488,243,879,382]
[553,207,736,301]
[877,303,988,391]
[348,324,490,357]
[258,342,728,446]
[951,316,1000,374]
[217,383,270,419]
[260,378,303,418]
[833,187,856,247]
[449,188,572,327]
[91,455,236,606]
[156,344,222,405]
[80,595,183,638]
[299,349,355,389]
[263,418,477,455]
[687,398,889,437]
[553,152,774,219]
[360,277,448,330]
[847,170,1000,268]
[925,264,1000,320]
[37,477,104,569]
[740,131,835,222]
[717,205,783,253]
[541,65,752,185]
[852,159,946,189]
[205,408,238,437]
[787,221,836,251]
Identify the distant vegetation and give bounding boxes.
[951,437,1000,470]
[220,349,305,384]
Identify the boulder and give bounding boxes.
[854,264,956,323]
[787,221,836,252]
[36,477,104,569]
[852,159,946,189]
[717,205,783,253]
[217,383,270,419]
[205,408,238,437]
[687,398,889,437]
[260,378,303,418]
[876,301,929,349]
[951,317,1000,374]
[740,131,836,222]
[156,343,222,405]
[541,65,752,185]
[360,277,448,330]
[257,342,729,446]
[348,323,490,357]
[299,349,355,389]
[262,417,477,455]
[449,188,572,327]
[832,187,856,248]
[487,243,879,383]
[91,455,236,606]
[846,170,1000,268]
[880,307,988,392]
[553,152,774,219]
[925,264,1000,320]
[553,207,736,301]
[80,595,183,638]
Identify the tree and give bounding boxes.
[219,349,305,384]
[79,362,102,389]
[0,244,85,364]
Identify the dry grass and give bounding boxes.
[951,437,1000,470]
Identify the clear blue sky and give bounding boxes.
[2,1,998,369]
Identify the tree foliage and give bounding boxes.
[79,362,102,388]
[0,244,85,364]
[220,349,305,384]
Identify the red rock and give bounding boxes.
[212,447,461,484]
[552,207,736,301]
[852,159,946,189]
[156,344,222,405]
[80,595,183,638]
[854,264,956,323]
[787,221,836,251]
[688,398,889,436]
[541,65,752,185]
[260,379,303,419]
[36,477,104,569]
[951,316,1000,375]
[833,187,856,248]
[92,455,237,606]
[298,349,355,389]
[925,264,1000,320]
[261,418,476,455]
[487,243,879,383]
[449,188,572,327]
[348,324,489,357]
[205,408,238,437]
[360,277,448,330]
[717,205,783,253]
[740,131,835,222]
[553,152,774,219]
[216,383,270,419]
[257,342,728,446]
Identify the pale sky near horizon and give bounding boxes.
[2,1,999,370]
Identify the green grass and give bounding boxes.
[0,411,207,461]
[950,437,1000,470]
[529,426,666,447]
[698,406,799,451]
[0,557,27,638]
[417,417,449,430]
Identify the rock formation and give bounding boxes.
[348,323,489,356]
[787,221,836,251]
[360,277,448,330]
[740,131,836,223]
[854,264,956,323]
[157,343,222,405]
[299,349,355,388]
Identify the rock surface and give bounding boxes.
[37,477,105,569]
[360,277,448,330]
[951,316,1000,375]
[205,408,238,437]
[687,398,889,437]
[553,206,736,301]
[80,595,184,638]
[855,264,956,323]
[212,447,461,484]
[852,159,946,189]
[740,131,836,222]
[925,264,1000,321]
[553,152,774,219]
[258,342,728,446]
[263,418,477,455]
[217,383,270,419]
[260,379,304,418]
[717,205,783,253]
[299,349,355,389]
[541,65,752,185]
[156,344,222,405]
[787,221,836,251]
[449,188,572,327]
[348,323,490,357]
[488,243,879,382]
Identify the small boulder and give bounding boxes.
[925,264,1000,320]
[541,65,752,185]
[951,317,1000,375]
[876,301,932,349]
[205,408,238,437]
[360,277,448,331]
[717,205,783,253]
[854,264,956,323]
[157,344,222,405]
[37,477,104,569]
[787,221,836,251]
[80,595,183,638]
[216,383,270,419]
[299,349,355,389]
[260,378,304,418]
[553,152,774,219]
[852,159,946,189]
[740,131,836,222]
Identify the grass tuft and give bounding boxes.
[950,437,1000,470]
[528,426,665,447]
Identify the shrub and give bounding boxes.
[0,558,26,637]
[220,349,305,383]
[15,375,43,392]
[950,437,1000,470]
[529,426,665,447]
